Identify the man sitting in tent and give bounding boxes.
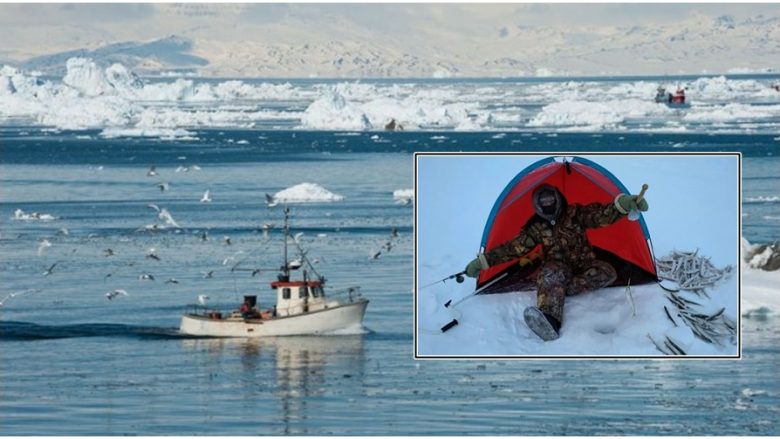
[463,184,648,341]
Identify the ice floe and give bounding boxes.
[13,209,56,221]
[274,183,345,203]
[1,58,779,134]
[393,188,414,205]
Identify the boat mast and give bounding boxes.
[282,207,290,280]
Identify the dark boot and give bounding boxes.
[531,261,571,341]
[523,306,561,341]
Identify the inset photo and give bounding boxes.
[415,153,740,358]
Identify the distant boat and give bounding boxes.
[655,86,690,108]
[179,208,368,337]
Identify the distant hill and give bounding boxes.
[7,13,780,78]
[21,36,207,75]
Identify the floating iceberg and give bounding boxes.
[274,183,345,203]
[393,188,414,205]
[13,209,56,221]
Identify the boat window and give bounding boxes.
[282,288,291,299]
[299,287,308,298]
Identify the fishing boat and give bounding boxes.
[179,208,368,337]
[655,86,690,108]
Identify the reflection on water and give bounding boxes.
[181,336,365,435]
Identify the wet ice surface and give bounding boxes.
[0,131,778,434]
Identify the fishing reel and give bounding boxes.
[455,273,465,283]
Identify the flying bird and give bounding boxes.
[158,208,180,228]
[287,258,303,270]
[0,289,41,307]
[38,239,52,256]
[223,236,232,246]
[165,278,179,284]
[103,248,115,257]
[146,248,161,261]
[106,289,128,300]
[201,270,214,279]
[42,262,58,276]
[265,193,278,208]
[370,250,382,260]
[138,273,155,281]
[147,165,158,177]
[200,190,211,203]
[391,227,399,238]
[200,231,209,242]
[197,294,209,306]
[147,203,160,212]
[157,182,170,192]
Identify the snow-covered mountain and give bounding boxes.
[4,7,779,78]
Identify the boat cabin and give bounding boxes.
[271,278,328,317]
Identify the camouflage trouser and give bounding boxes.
[536,260,617,324]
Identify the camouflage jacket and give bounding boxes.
[484,201,625,271]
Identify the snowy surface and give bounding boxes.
[1,58,778,134]
[274,183,345,203]
[416,154,744,356]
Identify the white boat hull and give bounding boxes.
[179,300,368,337]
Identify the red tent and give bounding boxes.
[477,156,657,293]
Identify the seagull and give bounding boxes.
[251,268,263,277]
[287,258,303,270]
[146,248,161,261]
[103,248,115,257]
[200,231,209,242]
[165,278,179,284]
[138,273,155,281]
[147,203,160,212]
[222,250,245,266]
[106,289,128,300]
[370,250,382,260]
[57,227,69,236]
[158,208,180,228]
[223,236,232,246]
[292,232,304,244]
[265,193,278,208]
[383,241,393,252]
[201,270,214,279]
[157,182,170,192]
[0,289,41,307]
[43,262,58,276]
[197,294,209,306]
[391,227,399,238]
[38,239,52,256]
[175,165,189,173]
[200,190,211,203]
[147,165,158,177]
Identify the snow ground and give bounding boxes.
[416,154,749,356]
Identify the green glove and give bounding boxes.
[465,254,489,278]
[616,193,649,214]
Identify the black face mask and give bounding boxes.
[532,185,563,224]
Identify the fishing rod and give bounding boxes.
[419,270,466,290]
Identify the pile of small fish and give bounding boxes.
[651,249,736,355]
[656,249,732,297]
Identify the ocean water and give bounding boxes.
[1,129,778,435]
